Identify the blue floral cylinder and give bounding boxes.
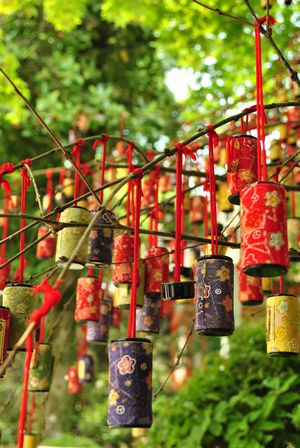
[78,354,94,383]
[136,296,160,334]
[86,299,110,344]
[195,255,234,336]
[108,338,153,428]
[87,209,115,266]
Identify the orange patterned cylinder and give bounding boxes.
[144,247,169,297]
[227,135,257,205]
[67,366,82,394]
[75,277,100,322]
[113,235,140,285]
[237,262,264,306]
[240,182,289,277]
[36,226,56,259]
[189,196,205,224]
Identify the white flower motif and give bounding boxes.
[116,405,125,415]
[140,363,147,371]
[252,230,262,240]
[251,193,259,202]
[269,232,284,250]
[215,289,222,295]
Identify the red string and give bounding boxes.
[174,145,184,282]
[126,142,135,227]
[127,168,143,338]
[17,333,33,448]
[93,134,109,203]
[58,167,66,187]
[291,167,296,218]
[71,138,85,202]
[279,276,283,294]
[19,164,31,284]
[207,126,219,255]
[0,165,15,258]
[46,169,54,213]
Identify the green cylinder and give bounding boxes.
[29,343,53,392]
[55,206,90,270]
[2,284,37,350]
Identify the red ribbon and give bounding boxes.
[207,126,219,255]
[71,138,85,201]
[46,169,54,212]
[148,165,161,247]
[93,134,109,203]
[18,165,31,284]
[126,142,135,227]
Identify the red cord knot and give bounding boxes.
[20,158,33,167]
[257,15,276,26]
[0,162,15,175]
[206,125,219,148]
[92,134,109,149]
[30,279,62,327]
[133,168,143,179]
[81,163,93,176]
[126,141,135,171]
[71,137,85,156]
[174,143,197,161]
[146,149,156,161]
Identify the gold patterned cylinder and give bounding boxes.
[55,206,90,270]
[29,343,53,392]
[36,226,56,259]
[23,434,38,448]
[266,294,300,356]
[75,277,100,322]
[262,277,273,294]
[114,265,145,309]
[62,177,74,198]
[217,183,233,213]
[270,140,282,163]
[3,284,37,350]
[287,217,300,261]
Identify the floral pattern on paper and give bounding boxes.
[269,232,284,250]
[265,190,281,208]
[117,355,136,375]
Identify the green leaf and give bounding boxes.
[256,420,285,432]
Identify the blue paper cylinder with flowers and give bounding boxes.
[195,255,234,336]
[87,209,115,266]
[78,354,94,383]
[86,298,110,344]
[108,338,153,428]
[136,296,160,334]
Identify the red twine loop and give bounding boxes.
[18,167,31,284]
[126,142,136,227]
[92,134,109,150]
[258,15,276,26]
[20,158,32,168]
[46,169,54,212]
[207,126,219,255]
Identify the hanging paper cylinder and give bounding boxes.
[269,140,282,163]
[28,343,53,392]
[62,176,74,198]
[287,217,300,261]
[23,434,39,448]
[217,182,233,213]
[278,124,287,141]
[262,277,273,294]
[108,338,153,428]
[75,277,100,322]
[114,264,145,308]
[113,234,140,285]
[55,206,90,270]
[36,226,56,259]
[66,366,82,394]
[0,258,10,290]
[3,284,37,350]
[261,0,275,7]
[159,175,171,193]
[237,263,264,306]
[132,428,147,439]
[86,299,110,344]
[227,135,257,205]
[195,255,234,336]
[0,306,10,369]
[78,354,94,383]
[77,198,90,209]
[266,294,300,356]
[111,307,121,328]
[240,182,289,277]
[144,247,169,298]
[141,177,156,208]
[287,106,300,125]
[189,196,205,224]
[136,296,161,334]
[287,128,297,146]
[87,209,115,266]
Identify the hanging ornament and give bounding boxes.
[226,135,257,205]
[36,226,56,260]
[111,307,121,328]
[262,277,273,294]
[216,182,233,213]
[107,338,153,428]
[189,196,205,224]
[114,264,145,308]
[28,343,53,392]
[0,306,10,372]
[195,255,234,336]
[112,234,139,285]
[159,174,171,193]
[78,354,94,383]
[23,434,39,448]
[237,262,264,306]
[141,173,156,208]
[55,206,90,270]
[3,284,37,350]
[269,140,282,163]
[261,0,275,7]
[287,218,300,261]
[144,247,169,298]
[86,297,110,344]
[266,294,300,356]
[62,171,74,199]
[136,296,161,334]
[66,366,82,394]
[87,209,115,266]
[75,276,100,322]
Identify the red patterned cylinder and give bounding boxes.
[36,226,56,259]
[240,182,289,277]
[113,235,140,285]
[75,277,100,322]
[141,177,156,208]
[111,307,121,328]
[0,258,10,290]
[144,247,169,297]
[227,135,257,205]
[67,366,82,394]
[0,306,10,369]
[237,262,264,306]
[189,196,205,224]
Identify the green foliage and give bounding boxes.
[146,321,300,448]
[42,433,101,447]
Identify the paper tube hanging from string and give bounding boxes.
[114,264,145,309]
[107,338,153,428]
[189,196,205,224]
[195,255,234,336]
[0,306,10,373]
[266,294,300,356]
[216,182,233,213]
[113,234,140,285]
[136,295,161,334]
[287,217,300,261]
[87,209,115,266]
[55,206,90,270]
[23,434,39,448]
[87,297,110,344]
[28,343,53,392]
[75,276,100,322]
[144,247,169,298]
[161,144,195,300]
[78,354,94,383]
[66,366,82,394]
[237,262,264,306]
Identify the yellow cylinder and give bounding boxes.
[287,218,300,250]
[278,124,287,141]
[262,277,273,294]
[132,427,147,438]
[217,183,233,213]
[77,199,89,209]
[114,264,145,308]
[261,0,275,8]
[266,294,300,356]
[23,433,38,448]
[62,177,74,198]
[288,128,297,146]
[269,140,282,162]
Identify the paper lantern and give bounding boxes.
[62,177,74,198]
[144,247,169,297]
[114,265,144,308]
[0,306,10,369]
[67,366,82,394]
[217,182,233,213]
[86,298,110,344]
[237,262,264,306]
[189,196,205,224]
[266,294,300,356]
[159,175,171,193]
[262,277,273,294]
[195,255,234,336]
[0,258,10,290]
[75,277,100,322]
[136,296,160,334]
[29,343,53,392]
[78,354,94,383]
[36,226,56,259]
[23,434,38,448]
[113,234,140,285]
[240,182,289,277]
[227,135,257,205]
[111,307,121,328]
[141,177,156,208]
[55,206,90,270]
[3,284,37,350]
[269,140,282,163]
[87,209,115,266]
[287,217,300,261]
[108,338,153,428]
